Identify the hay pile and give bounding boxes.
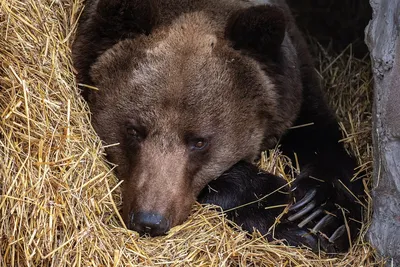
[0,0,384,266]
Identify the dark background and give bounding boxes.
[287,0,372,57]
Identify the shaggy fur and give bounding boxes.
[73,0,364,252]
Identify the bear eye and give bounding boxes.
[190,138,208,151]
[126,127,141,140]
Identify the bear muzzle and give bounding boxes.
[129,211,170,236]
[121,147,203,236]
[124,192,196,236]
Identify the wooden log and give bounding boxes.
[365,1,400,265]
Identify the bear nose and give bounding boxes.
[130,211,170,236]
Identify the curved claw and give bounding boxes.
[297,208,324,228]
[288,200,316,221]
[289,188,317,211]
[329,225,346,243]
[281,169,364,253]
[311,214,335,234]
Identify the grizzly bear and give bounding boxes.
[73,0,365,252]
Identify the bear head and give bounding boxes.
[76,0,300,236]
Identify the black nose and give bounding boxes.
[130,211,170,236]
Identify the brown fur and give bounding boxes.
[73,0,312,230]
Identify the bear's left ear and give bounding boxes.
[226,5,287,55]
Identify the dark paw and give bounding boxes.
[198,161,291,234]
[282,173,365,253]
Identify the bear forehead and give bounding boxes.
[148,12,220,55]
[91,11,277,126]
[104,17,231,95]
[132,12,230,92]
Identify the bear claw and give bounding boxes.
[311,214,336,233]
[288,200,317,221]
[297,208,323,228]
[288,188,317,211]
[328,225,346,243]
[285,185,352,251]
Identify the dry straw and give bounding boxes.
[0,0,384,266]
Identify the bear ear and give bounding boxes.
[226,5,286,54]
[95,0,158,36]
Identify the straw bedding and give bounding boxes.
[0,0,385,266]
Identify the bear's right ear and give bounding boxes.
[226,5,286,55]
[95,0,158,36]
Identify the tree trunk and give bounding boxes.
[365,0,400,265]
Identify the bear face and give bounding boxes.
[73,0,365,252]
[87,10,293,231]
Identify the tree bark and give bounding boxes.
[365,0,400,265]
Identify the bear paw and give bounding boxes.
[282,172,365,253]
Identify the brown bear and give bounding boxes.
[73,0,365,253]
